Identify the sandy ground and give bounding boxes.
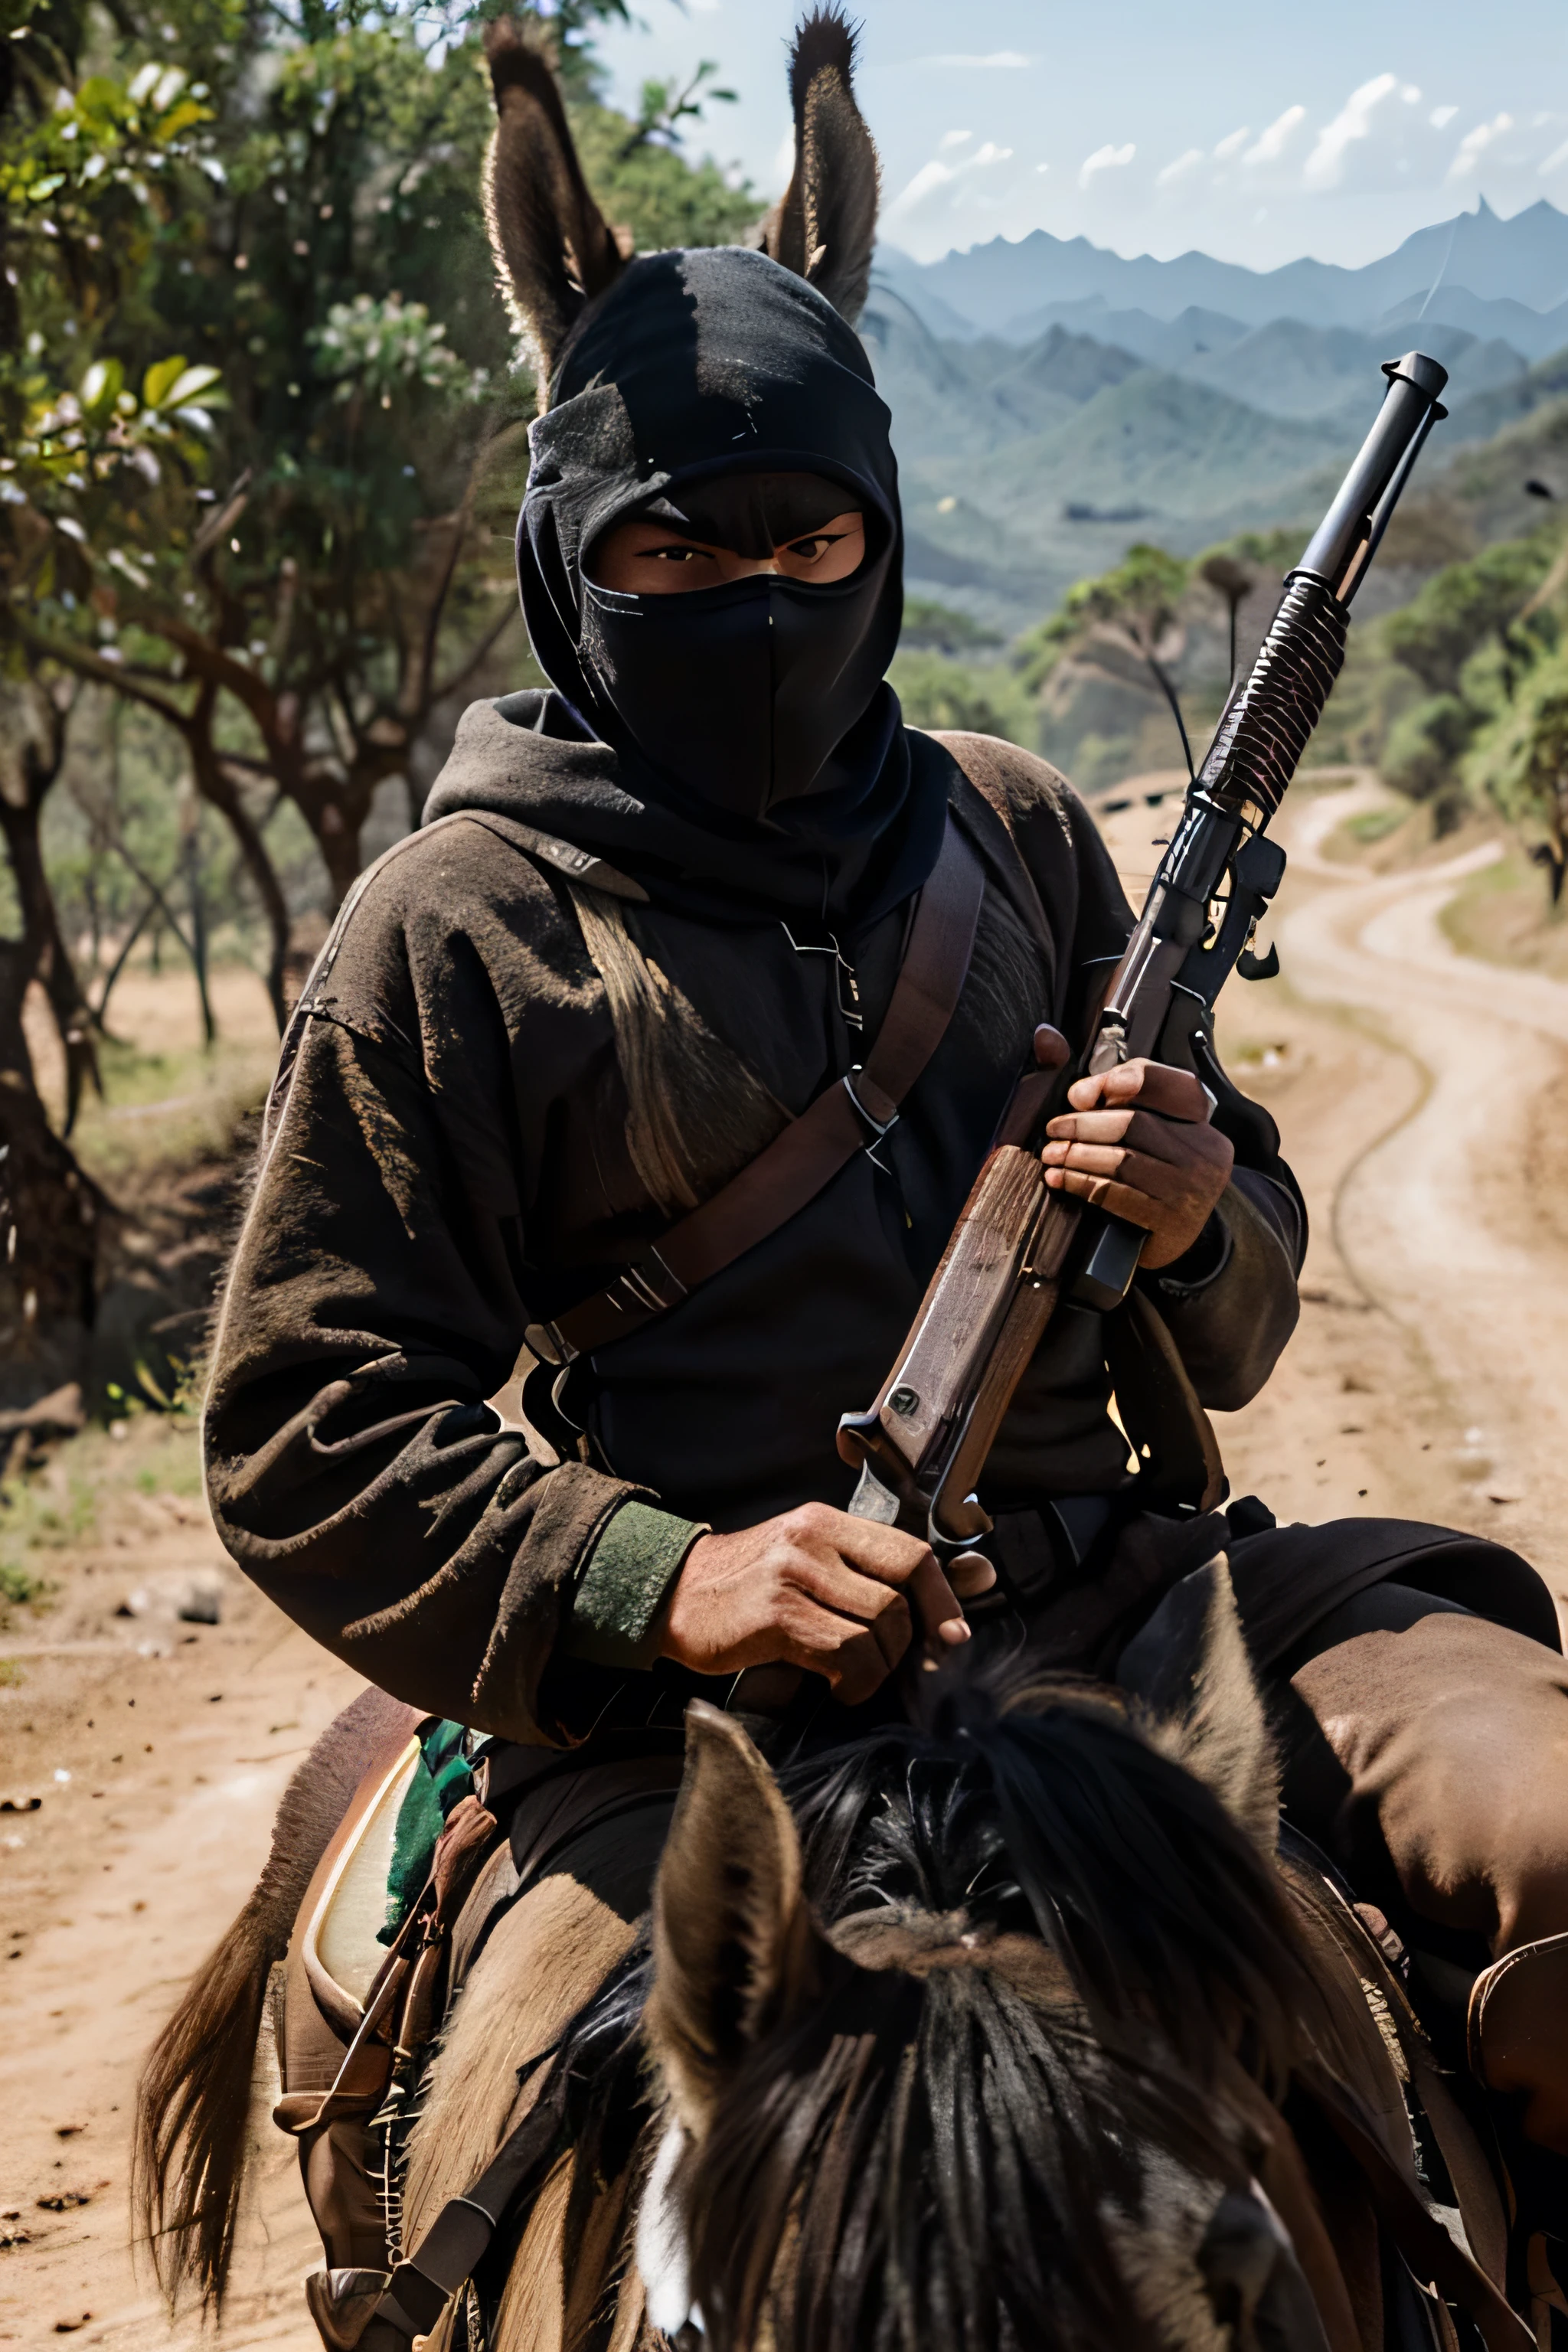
[0,1419,363,2351]
[6,767,1568,2347]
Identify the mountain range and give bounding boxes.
[867,200,1568,639]
[876,198,1568,352]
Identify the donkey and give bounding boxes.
[137,1561,1524,2352]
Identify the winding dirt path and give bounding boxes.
[1101,770,1568,1606]
[1277,786,1568,1579]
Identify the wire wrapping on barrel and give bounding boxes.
[1197,573,1349,823]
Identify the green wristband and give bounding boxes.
[560,1498,707,1671]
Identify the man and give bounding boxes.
[205,14,1568,2273]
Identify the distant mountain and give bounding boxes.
[1372,285,1568,362]
[1178,318,1527,427]
[861,203,1568,642]
[944,371,1349,537]
[859,294,1142,461]
[879,197,1568,344]
[864,289,1352,630]
[1441,347,1568,466]
[994,301,1249,370]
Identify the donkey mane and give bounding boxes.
[680,1677,1319,2352]
[479,1658,1327,2352]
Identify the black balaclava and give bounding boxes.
[507,245,950,927]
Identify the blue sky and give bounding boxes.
[590,0,1568,271]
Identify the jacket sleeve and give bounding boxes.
[1138,1168,1304,1411]
[203,858,704,1746]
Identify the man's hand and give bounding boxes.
[659,1504,996,1705]
[1042,1057,1233,1270]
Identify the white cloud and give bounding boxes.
[1243,106,1305,166]
[1401,84,1422,104]
[884,139,1016,226]
[1079,141,1135,190]
[1446,111,1514,181]
[1543,139,1568,177]
[1214,127,1250,162]
[1156,147,1205,188]
[939,129,973,152]
[913,51,1034,69]
[1430,105,1458,128]
[1304,71,1399,189]
[884,160,953,219]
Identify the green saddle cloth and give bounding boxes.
[378,1718,475,1945]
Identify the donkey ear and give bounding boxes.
[1145,1555,1280,1855]
[646,1702,828,2136]
[757,8,880,325]
[482,19,626,407]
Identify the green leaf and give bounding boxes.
[162,364,222,410]
[79,357,124,422]
[141,354,189,409]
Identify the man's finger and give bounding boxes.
[1042,1141,1195,1203]
[827,1514,943,1591]
[947,1552,997,1601]
[1065,1058,1212,1123]
[775,1596,907,1695]
[1044,1167,1168,1229]
[906,1553,970,1648]
[823,1619,905,1704]
[1047,1110,1234,1178]
[795,1556,918,1635]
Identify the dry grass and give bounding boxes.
[1439,848,1568,981]
[24,960,280,1191]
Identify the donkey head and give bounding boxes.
[640,1575,1330,2352]
[481,7,880,405]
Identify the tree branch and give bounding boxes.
[433,601,516,706]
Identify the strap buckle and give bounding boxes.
[841,1070,900,1142]
[528,1248,689,1367]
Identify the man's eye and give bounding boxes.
[789,537,828,560]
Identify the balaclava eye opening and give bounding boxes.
[578,462,896,820]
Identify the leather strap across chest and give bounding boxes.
[527,812,987,1367]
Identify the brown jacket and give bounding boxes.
[204,710,1302,1744]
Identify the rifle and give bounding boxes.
[838,351,1450,1563]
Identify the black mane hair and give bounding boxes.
[681,1669,1320,2352]
[485,1659,1325,2352]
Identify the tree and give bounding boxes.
[1018,544,1194,774]
[1384,537,1558,697]
[1480,652,1568,906]
[1382,691,1482,812]
[2,0,760,1398]
[887,646,1031,745]
[1198,552,1255,690]
[1,0,228,1393]
[10,2,759,1027]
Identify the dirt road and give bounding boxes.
[1099,769,1568,1606]
[0,1421,361,2352]
[5,769,1568,2349]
